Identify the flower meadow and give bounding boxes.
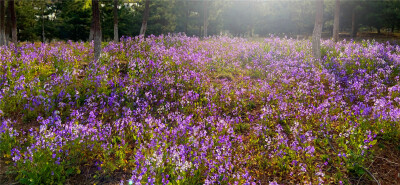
[0,34,399,184]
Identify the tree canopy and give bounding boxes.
[1,0,400,42]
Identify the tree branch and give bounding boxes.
[376,156,399,166]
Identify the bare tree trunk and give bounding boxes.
[249,2,256,37]
[199,25,201,36]
[92,0,101,61]
[184,1,188,34]
[333,0,340,42]
[203,0,208,37]
[140,0,150,36]
[8,0,16,45]
[113,0,118,42]
[0,0,5,46]
[312,0,323,59]
[89,3,94,41]
[89,24,94,41]
[351,10,357,38]
[5,0,10,45]
[42,1,45,43]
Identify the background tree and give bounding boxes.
[312,0,323,59]
[145,0,176,36]
[2,0,400,42]
[0,0,5,46]
[333,0,340,42]
[113,0,118,42]
[351,3,361,37]
[15,1,37,41]
[118,3,141,37]
[382,0,400,33]
[100,0,116,41]
[92,0,101,61]
[203,0,208,37]
[222,1,253,37]
[173,0,189,34]
[56,0,91,41]
[8,0,17,45]
[181,1,203,36]
[356,0,400,34]
[386,0,400,32]
[206,1,223,36]
[89,3,94,41]
[363,1,385,34]
[139,0,150,36]
[40,0,46,42]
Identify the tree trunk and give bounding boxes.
[92,0,101,61]
[351,10,357,38]
[113,0,118,42]
[5,0,10,45]
[89,3,94,41]
[184,1,188,34]
[203,0,208,37]
[377,27,381,34]
[199,25,202,36]
[89,23,94,41]
[8,0,16,45]
[333,0,340,42]
[312,0,323,59]
[0,0,5,46]
[42,2,45,43]
[140,0,150,36]
[249,2,255,37]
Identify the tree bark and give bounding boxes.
[92,0,101,61]
[89,3,94,41]
[113,0,118,42]
[42,1,45,43]
[351,10,357,38]
[184,1,188,34]
[140,0,150,36]
[333,0,340,42]
[5,0,10,45]
[312,0,323,59]
[203,0,208,37]
[0,0,5,46]
[8,0,16,45]
[249,2,256,37]
[89,23,94,41]
[199,25,202,36]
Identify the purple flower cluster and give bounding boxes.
[0,34,399,184]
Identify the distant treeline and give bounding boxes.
[3,0,400,42]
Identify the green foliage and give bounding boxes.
[55,1,91,41]
[15,1,40,41]
[15,149,67,185]
[234,122,250,134]
[1,33,400,184]
[7,0,400,42]
[0,122,17,159]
